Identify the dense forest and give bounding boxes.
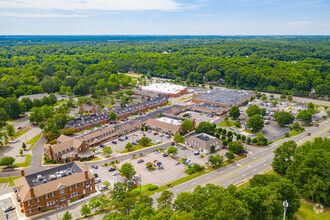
[0,36,329,102]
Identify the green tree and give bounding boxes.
[139,137,151,146]
[62,211,72,220]
[0,156,15,167]
[280,94,286,99]
[229,106,240,119]
[6,125,15,138]
[272,100,278,106]
[157,190,174,209]
[109,111,117,120]
[292,121,302,131]
[125,90,134,97]
[255,133,268,145]
[271,140,297,173]
[21,97,33,110]
[125,143,134,152]
[103,181,110,188]
[173,134,184,144]
[80,203,91,217]
[246,104,261,117]
[287,95,293,101]
[111,182,130,203]
[297,110,312,124]
[167,146,178,156]
[181,120,194,132]
[120,162,136,179]
[117,197,137,215]
[195,122,215,135]
[274,111,294,126]
[225,151,235,161]
[158,113,163,118]
[261,94,267,100]
[246,114,264,132]
[22,142,26,150]
[5,97,23,118]
[102,146,113,157]
[19,149,23,156]
[229,140,244,154]
[208,154,224,167]
[0,108,9,123]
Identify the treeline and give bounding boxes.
[0,36,329,100]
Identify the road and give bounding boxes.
[262,92,329,106]
[31,119,329,220]
[150,120,329,202]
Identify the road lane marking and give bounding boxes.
[213,174,237,185]
[183,159,261,192]
[323,126,330,130]
[301,132,324,144]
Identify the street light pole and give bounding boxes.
[283,200,288,220]
[139,174,142,195]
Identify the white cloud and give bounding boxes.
[0,11,87,17]
[0,0,182,11]
[288,21,312,27]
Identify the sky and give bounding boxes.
[0,0,329,35]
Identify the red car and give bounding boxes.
[314,124,319,127]
[17,127,22,130]
[154,132,158,135]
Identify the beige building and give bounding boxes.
[185,133,222,154]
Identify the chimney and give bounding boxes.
[30,188,35,198]
[70,156,74,162]
[84,170,88,179]
[20,169,25,177]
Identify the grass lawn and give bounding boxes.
[0,176,20,186]
[27,132,42,150]
[13,127,31,139]
[54,100,67,106]
[132,183,155,194]
[218,121,236,127]
[132,99,140,102]
[14,154,31,167]
[295,199,330,220]
[178,96,192,102]
[119,143,155,154]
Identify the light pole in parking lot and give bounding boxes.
[139,174,142,195]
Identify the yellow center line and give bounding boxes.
[323,125,330,130]
[299,130,321,141]
[183,159,261,192]
[213,173,238,185]
[301,132,324,144]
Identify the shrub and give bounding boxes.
[148,184,159,191]
[285,132,290,137]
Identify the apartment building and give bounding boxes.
[185,133,222,154]
[14,162,95,216]
[66,113,110,132]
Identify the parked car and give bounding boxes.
[113,171,120,176]
[137,159,144,163]
[91,165,98,169]
[154,132,158,135]
[242,149,249,154]
[307,133,311,136]
[174,161,180,165]
[154,150,161,154]
[95,178,101,184]
[98,186,107,191]
[163,153,168,157]
[118,138,124,141]
[159,133,164,137]
[108,167,116,172]
[4,206,15,212]
[315,124,319,127]
[112,141,117,144]
[132,175,139,180]
[93,173,98,178]
[95,150,100,154]
[148,130,151,133]
[194,152,200,155]
[17,126,22,130]
[171,142,175,146]
[155,140,161,144]
[132,142,137,145]
[166,135,171,138]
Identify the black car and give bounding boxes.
[4,206,15,212]
[100,144,106,148]
[163,154,168,157]
[108,167,116,172]
[242,149,249,154]
[137,159,144,163]
[171,142,175,146]
[91,165,98,169]
[112,141,117,144]
[93,173,98,178]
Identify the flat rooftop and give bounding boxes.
[195,133,216,142]
[194,88,253,105]
[157,116,183,126]
[25,162,82,188]
[141,83,186,94]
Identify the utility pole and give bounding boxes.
[283,200,288,220]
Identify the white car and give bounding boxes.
[112,171,120,176]
[174,161,180,165]
[95,150,100,154]
[155,140,161,144]
[132,175,139,180]
[159,133,164,137]
[8,140,17,144]
[95,178,101,184]
[98,186,107,191]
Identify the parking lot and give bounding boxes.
[89,150,187,188]
[251,124,289,142]
[94,131,172,157]
[178,111,214,125]
[0,193,18,220]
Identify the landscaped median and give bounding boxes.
[115,143,156,154]
[14,154,31,167]
[27,132,42,150]
[0,176,20,186]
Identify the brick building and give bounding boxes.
[44,135,93,162]
[14,162,95,217]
